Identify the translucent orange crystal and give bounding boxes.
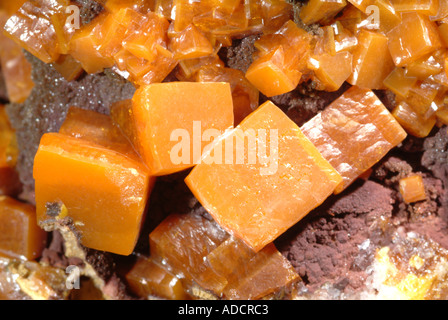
[51,55,84,82]
[185,101,342,252]
[3,0,71,63]
[399,175,427,203]
[391,0,439,16]
[301,86,407,193]
[310,51,353,92]
[0,196,47,260]
[149,212,299,299]
[125,256,188,300]
[169,24,214,60]
[195,66,259,124]
[383,67,418,99]
[387,12,442,67]
[392,101,437,137]
[299,0,347,25]
[347,30,395,89]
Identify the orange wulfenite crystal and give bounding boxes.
[125,256,188,300]
[202,237,299,299]
[347,30,395,90]
[391,0,439,16]
[51,55,84,82]
[387,12,442,67]
[299,0,347,25]
[149,213,299,299]
[301,86,407,193]
[246,20,311,97]
[114,82,234,176]
[0,196,47,260]
[392,101,436,137]
[195,66,259,125]
[33,128,153,256]
[3,0,71,63]
[399,175,427,203]
[0,106,21,197]
[0,12,34,103]
[383,67,418,99]
[169,24,214,60]
[185,101,342,252]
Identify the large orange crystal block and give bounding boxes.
[149,213,299,299]
[3,0,70,63]
[114,82,234,176]
[392,101,436,137]
[125,256,188,300]
[301,86,407,193]
[0,196,47,260]
[299,0,347,25]
[33,133,152,255]
[347,30,395,89]
[185,101,342,252]
[399,175,426,203]
[387,12,442,67]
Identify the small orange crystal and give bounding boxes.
[383,67,418,99]
[399,175,426,203]
[347,30,395,90]
[125,256,188,300]
[392,101,437,137]
[299,0,347,25]
[0,196,47,260]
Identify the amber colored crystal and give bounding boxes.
[383,67,418,99]
[310,51,353,92]
[438,24,448,46]
[52,55,84,82]
[301,86,407,193]
[59,107,142,162]
[126,256,188,300]
[69,15,115,74]
[195,66,259,125]
[369,0,402,33]
[149,213,230,288]
[392,101,436,137]
[0,1,27,15]
[334,4,364,34]
[185,101,342,252]
[169,24,214,60]
[33,132,152,256]
[390,0,439,16]
[116,82,234,175]
[405,53,444,80]
[0,196,47,260]
[0,106,21,196]
[246,45,302,97]
[346,0,373,11]
[150,213,299,299]
[203,237,299,299]
[0,14,34,103]
[299,0,347,25]
[332,21,358,53]
[154,0,173,19]
[387,12,442,67]
[399,175,427,203]
[347,30,395,89]
[104,0,155,13]
[3,0,72,64]
[436,105,448,125]
[404,80,440,118]
[175,54,225,80]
